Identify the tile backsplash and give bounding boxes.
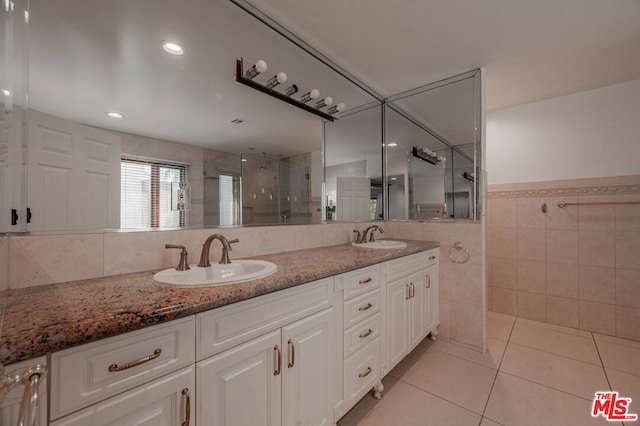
[488,174,640,341]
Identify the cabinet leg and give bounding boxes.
[429,330,438,341]
[373,381,384,400]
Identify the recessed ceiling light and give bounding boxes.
[162,41,184,56]
[107,112,123,119]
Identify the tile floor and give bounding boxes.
[338,312,640,426]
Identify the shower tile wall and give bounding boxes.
[487,175,640,341]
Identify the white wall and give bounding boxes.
[486,80,640,184]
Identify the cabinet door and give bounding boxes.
[282,308,333,426]
[197,330,282,426]
[424,264,439,335]
[50,366,194,426]
[386,278,409,372]
[408,270,426,350]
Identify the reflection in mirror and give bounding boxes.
[324,104,383,222]
[385,70,481,219]
[11,0,377,233]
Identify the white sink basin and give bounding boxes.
[352,240,408,250]
[153,260,277,287]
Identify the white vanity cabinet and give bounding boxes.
[48,316,196,424]
[337,264,383,415]
[195,278,335,426]
[383,249,438,374]
[0,356,48,426]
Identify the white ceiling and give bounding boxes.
[247,0,640,111]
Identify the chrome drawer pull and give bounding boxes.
[358,366,372,378]
[358,302,373,311]
[182,388,191,426]
[359,329,373,339]
[359,277,373,285]
[426,275,431,288]
[108,348,162,372]
[288,339,295,368]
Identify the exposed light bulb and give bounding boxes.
[107,112,123,119]
[327,102,345,114]
[264,72,287,88]
[285,84,298,96]
[2,89,10,96]
[314,96,333,109]
[386,142,398,147]
[244,59,267,79]
[300,89,320,103]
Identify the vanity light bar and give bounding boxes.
[235,58,336,122]
[411,146,445,165]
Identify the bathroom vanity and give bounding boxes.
[0,240,439,425]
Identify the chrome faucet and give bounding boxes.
[362,225,384,243]
[198,234,239,267]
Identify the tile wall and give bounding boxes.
[487,174,640,341]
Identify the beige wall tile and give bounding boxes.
[579,230,615,268]
[517,291,546,322]
[546,262,579,298]
[490,227,516,259]
[516,197,546,229]
[579,265,615,304]
[103,231,172,276]
[517,228,546,262]
[490,288,517,316]
[615,268,640,309]
[545,196,578,230]
[450,266,483,305]
[517,260,546,293]
[438,299,451,341]
[577,195,614,231]
[614,193,640,232]
[489,256,517,289]
[615,231,640,271]
[450,301,484,350]
[546,230,578,265]
[546,295,579,329]
[9,234,104,287]
[616,305,640,341]
[579,301,615,336]
[488,198,516,228]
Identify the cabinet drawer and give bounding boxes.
[338,264,381,300]
[197,277,333,360]
[387,252,424,281]
[344,338,380,409]
[50,366,194,426]
[343,313,381,359]
[425,248,439,267]
[344,288,381,329]
[50,316,195,420]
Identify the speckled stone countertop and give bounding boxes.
[0,240,438,365]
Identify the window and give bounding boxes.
[120,158,187,228]
[219,174,241,226]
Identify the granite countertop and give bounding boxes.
[0,240,438,365]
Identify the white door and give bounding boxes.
[197,330,282,426]
[49,366,194,426]
[282,308,333,426]
[28,110,121,231]
[425,264,439,335]
[386,278,409,372]
[336,177,370,221]
[408,270,426,350]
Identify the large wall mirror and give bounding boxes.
[0,0,377,233]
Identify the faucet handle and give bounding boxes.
[227,238,239,249]
[165,244,190,271]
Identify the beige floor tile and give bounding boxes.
[395,348,497,414]
[431,337,507,370]
[605,369,640,404]
[484,372,609,426]
[338,376,481,426]
[388,337,436,379]
[510,320,601,365]
[594,333,640,350]
[487,311,515,341]
[500,343,609,399]
[516,317,591,338]
[595,337,640,377]
[480,417,503,426]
